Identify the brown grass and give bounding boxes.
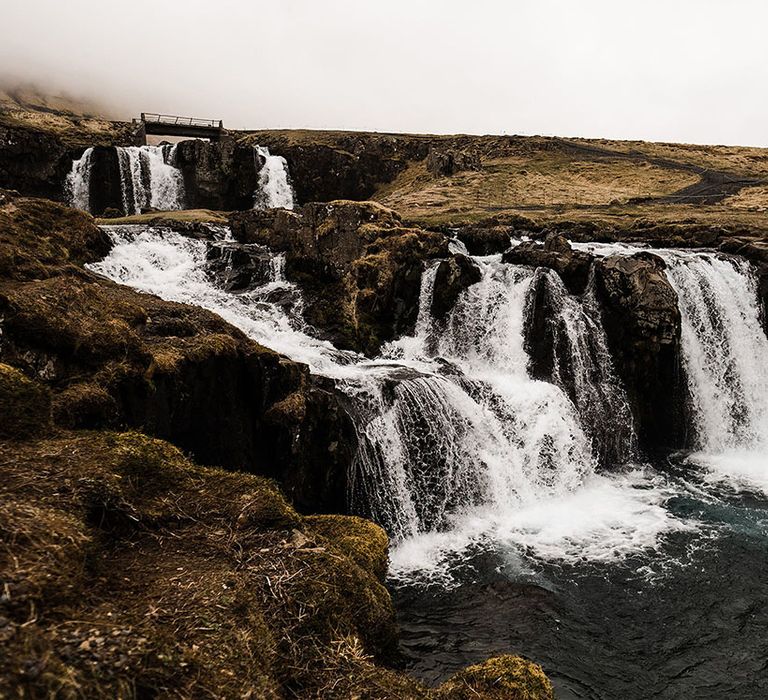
[375,155,698,222]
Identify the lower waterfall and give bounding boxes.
[87,225,768,697]
[660,250,768,491]
[88,231,685,582]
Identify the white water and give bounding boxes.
[89,229,688,581]
[117,145,185,214]
[253,146,295,210]
[533,268,637,465]
[64,146,94,210]
[659,251,768,493]
[66,145,185,214]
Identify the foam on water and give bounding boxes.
[389,468,694,586]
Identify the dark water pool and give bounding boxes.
[392,464,768,698]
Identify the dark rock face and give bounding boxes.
[426,148,481,177]
[502,233,595,294]
[0,123,78,200]
[87,146,124,215]
[230,201,450,355]
[431,254,482,318]
[243,133,432,203]
[595,252,686,452]
[454,225,514,255]
[0,193,355,513]
[173,138,262,210]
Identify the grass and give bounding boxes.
[95,209,230,226]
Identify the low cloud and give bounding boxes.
[1,0,766,146]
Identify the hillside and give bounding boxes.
[247,129,768,229]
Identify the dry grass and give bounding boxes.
[96,209,230,226]
[577,137,768,178]
[722,185,768,211]
[375,155,698,222]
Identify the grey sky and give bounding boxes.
[2,0,767,146]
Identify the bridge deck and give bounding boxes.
[139,113,225,141]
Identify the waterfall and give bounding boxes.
[116,145,185,214]
[65,145,184,215]
[660,251,768,488]
[534,269,637,465]
[253,146,295,210]
[64,147,94,211]
[88,229,687,575]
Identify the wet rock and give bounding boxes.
[595,251,686,451]
[431,254,482,318]
[502,232,595,294]
[205,241,274,291]
[230,200,450,355]
[426,147,481,177]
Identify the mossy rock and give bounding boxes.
[305,514,389,581]
[52,382,117,429]
[0,363,51,438]
[437,655,554,700]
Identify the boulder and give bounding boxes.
[206,241,275,291]
[436,655,554,700]
[502,232,595,294]
[595,251,686,451]
[426,147,481,177]
[431,254,482,318]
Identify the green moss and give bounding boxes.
[0,363,51,438]
[305,514,389,582]
[436,655,555,700]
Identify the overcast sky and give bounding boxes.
[1,0,766,146]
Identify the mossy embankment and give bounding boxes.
[0,190,354,513]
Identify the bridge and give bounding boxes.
[136,113,226,142]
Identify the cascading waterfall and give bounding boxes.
[253,146,295,210]
[660,251,768,490]
[535,268,637,465]
[88,227,687,579]
[116,145,185,214]
[65,145,185,214]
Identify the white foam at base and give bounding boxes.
[389,469,694,586]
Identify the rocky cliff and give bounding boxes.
[230,200,450,355]
[0,191,353,513]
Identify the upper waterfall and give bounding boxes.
[65,145,185,215]
[253,146,295,210]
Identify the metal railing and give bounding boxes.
[141,113,223,129]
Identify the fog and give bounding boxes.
[1,0,767,146]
